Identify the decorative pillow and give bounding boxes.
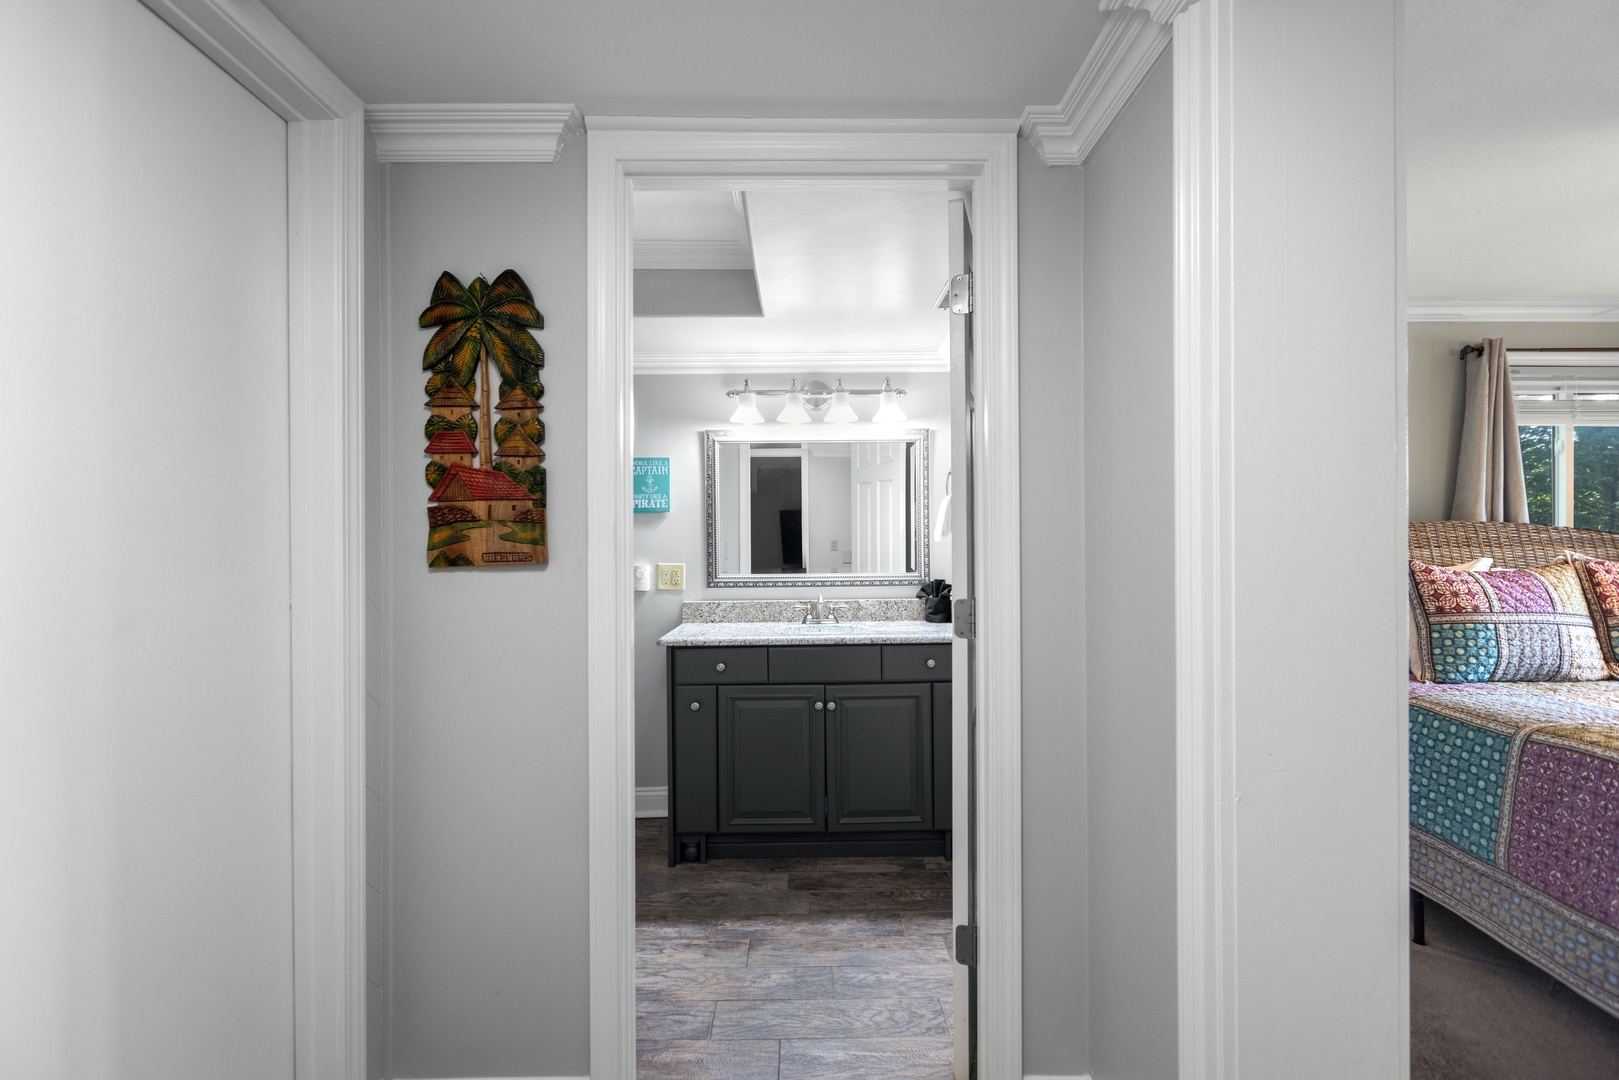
[1408,559,1607,683]
[1408,558,1492,679]
[1565,551,1619,677]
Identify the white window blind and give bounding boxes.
[1511,356,1619,425]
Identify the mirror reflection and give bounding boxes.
[707,431,930,586]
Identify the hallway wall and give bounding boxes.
[1080,53,1180,1080]
[372,149,591,1078]
[1017,138,1091,1076]
[0,1,294,1076]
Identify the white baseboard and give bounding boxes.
[635,785,668,818]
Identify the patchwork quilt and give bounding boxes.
[1410,680,1619,1017]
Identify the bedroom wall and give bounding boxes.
[0,1,294,1076]
[374,148,591,1078]
[631,371,952,792]
[1409,321,1619,521]
[1080,53,1180,1080]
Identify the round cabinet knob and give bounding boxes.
[814,701,824,711]
[715,662,726,672]
[689,701,701,711]
[827,701,837,711]
[926,658,937,668]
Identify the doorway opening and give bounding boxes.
[632,179,963,1078]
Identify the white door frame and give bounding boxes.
[585,119,1023,1080]
[137,3,368,1077]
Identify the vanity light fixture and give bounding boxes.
[728,379,765,425]
[777,380,812,424]
[723,377,908,424]
[871,378,908,423]
[823,380,858,424]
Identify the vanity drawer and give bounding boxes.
[674,646,769,685]
[769,645,882,684]
[883,644,952,681]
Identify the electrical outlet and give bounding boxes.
[830,539,838,551]
[657,562,686,590]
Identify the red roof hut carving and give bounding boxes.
[424,430,477,455]
[429,463,534,504]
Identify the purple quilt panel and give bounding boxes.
[1507,741,1619,930]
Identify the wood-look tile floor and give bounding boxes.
[636,819,956,1080]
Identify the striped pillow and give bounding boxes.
[1408,559,1607,683]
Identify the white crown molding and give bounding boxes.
[634,352,950,375]
[585,115,1021,133]
[1407,300,1619,322]
[634,240,754,271]
[366,104,583,163]
[138,0,361,120]
[1020,0,1192,167]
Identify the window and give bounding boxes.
[1514,355,1619,530]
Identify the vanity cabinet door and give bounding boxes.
[825,683,932,831]
[717,684,826,832]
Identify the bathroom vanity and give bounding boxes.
[659,614,953,866]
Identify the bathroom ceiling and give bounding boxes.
[1406,0,1619,307]
[632,187,950,372]
[255,0,1105,119]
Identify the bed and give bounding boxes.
[1409,521,1619,1019]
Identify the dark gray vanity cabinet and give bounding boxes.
[717,685,826,832]
[826,683,932,830]
[666,641,951,864]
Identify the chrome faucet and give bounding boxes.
[802,593,839,625]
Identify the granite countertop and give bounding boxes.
[658,619,954,647]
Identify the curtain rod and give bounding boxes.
[1461,343,1619,360]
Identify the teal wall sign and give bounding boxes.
[633,457,671,513]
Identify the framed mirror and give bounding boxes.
[705,429,931,587]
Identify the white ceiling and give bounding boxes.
[256,0,1105,118]
[631,187,949,368]
[1406,0,1619,304]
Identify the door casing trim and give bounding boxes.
[585,122,1022,1080]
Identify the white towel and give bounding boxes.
[933,486,952,543]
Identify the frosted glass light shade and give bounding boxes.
[729,390,765,425]
[824,389,858,424]
[872,388,907,423]
[777,391,811,424]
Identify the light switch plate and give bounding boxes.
[657,562,685,590]
[633,564,652,592]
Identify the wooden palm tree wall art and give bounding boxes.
[419,269,548,567]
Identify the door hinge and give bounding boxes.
[948,273,973,315]
[955,924,977,967]
[953,597,975,640]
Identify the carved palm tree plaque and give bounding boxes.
[419,269,547,567]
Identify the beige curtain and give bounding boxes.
[1450,337,1528,522]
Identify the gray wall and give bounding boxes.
[1079,55,1179,1080]
[362,126,392,1080]
[1226,2,1403,1071]
[1409,321,1619,520]
[1018,140,1090,1075]
[374,147,590,1078]
[0,1,293,1075]
[631,372,951,789]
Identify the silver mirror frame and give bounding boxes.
[705,428,931,588]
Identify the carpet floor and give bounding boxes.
[1413,897,1619,1079]
[635,818,956,1080]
